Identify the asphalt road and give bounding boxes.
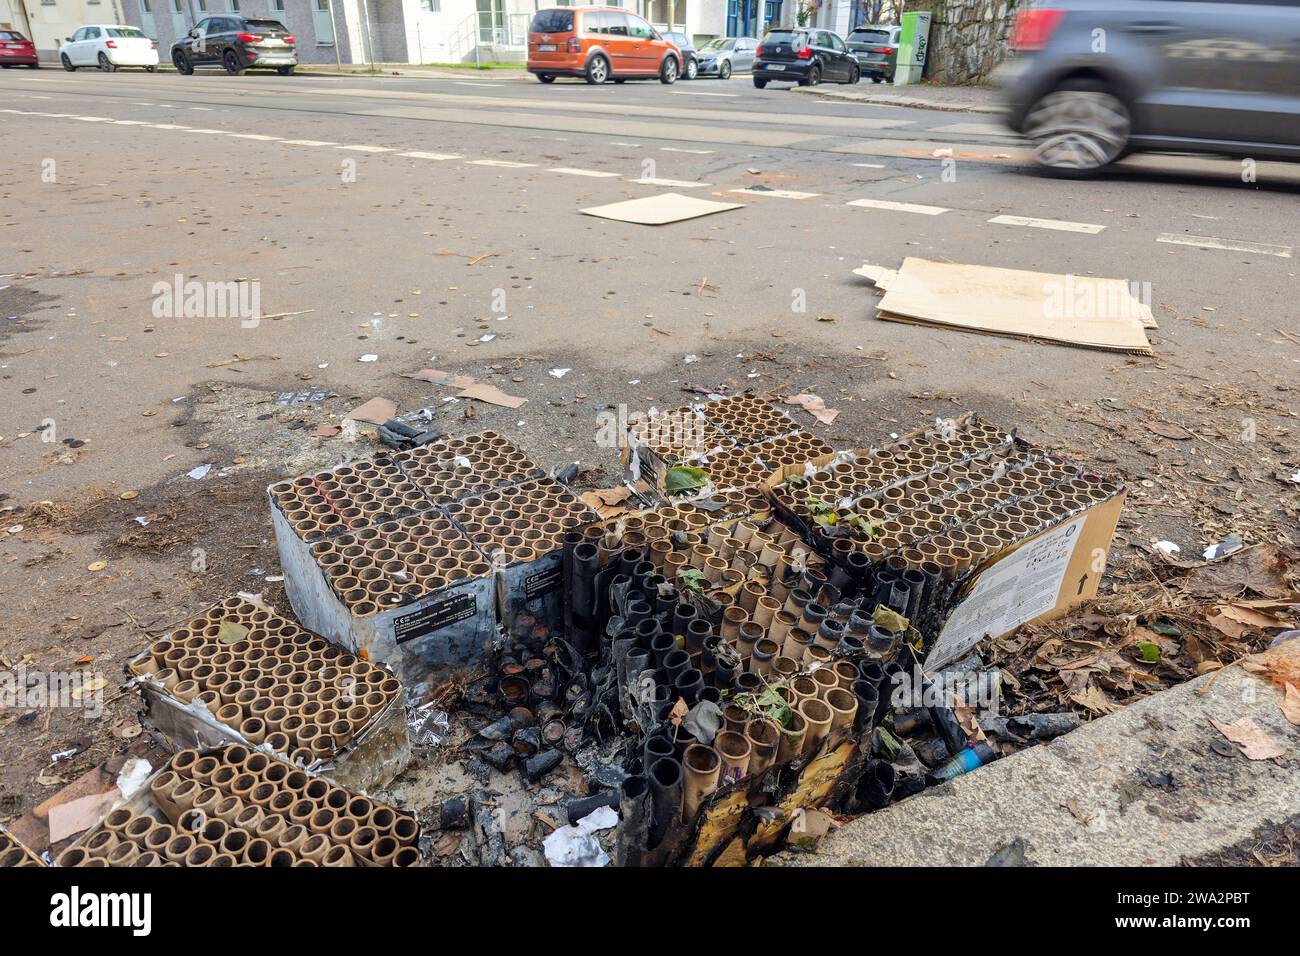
[0,64,1296,820]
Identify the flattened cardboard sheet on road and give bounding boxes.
[582,192,744,226]
[856,257,1155,354]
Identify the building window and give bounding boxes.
[420,0,439,10]
[273,0,284,9]
[198,0,207,9]
[231,0,240,9]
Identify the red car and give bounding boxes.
[0,30,39,68]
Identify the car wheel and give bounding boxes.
[684,57,697,80]
[277,65,294,75]
[800,65,820,87]
[61,54,76,71]
[753,76,767,89]
[872,76,883,84]
[537,72,555,83]
[659,55,678,84]
[585,54,609,85]
[28,62,40,69]
[1023,81,1130,176]
[848,66,860,84]
[98,52,116,72]
[173,51,193,75]
[223,49,244,75]
[719,59,731,81]
[1,64,10,69]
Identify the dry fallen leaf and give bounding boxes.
[1281,683,1300,726]
[1209,716,1285,760]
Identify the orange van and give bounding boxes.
[527,6,681,85]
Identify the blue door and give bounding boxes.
[727,0,759,37]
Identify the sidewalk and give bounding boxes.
[771,639,1300,867]
[296,62,532,81]
[793,82,1002,113]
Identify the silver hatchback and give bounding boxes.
[999,0,1300,174]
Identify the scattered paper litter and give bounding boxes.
[456,383,527,409]
[542,805,618,867]
[855,257,1154,354]
[344,397,397,425]
[358,354,379,363]
[186,464,212,480]
[784,393,839,425]
[402,368,477,389]
[1154,540,1181,556]
[549,368,571,379]
[581,192,744,226]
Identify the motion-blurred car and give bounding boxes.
[171,16,298,75]
[696,36,759,78]
[753,28,860,87]
[846,24,900,83]
[1000,0,1300,174]
[59,25,158,72]
[0,30,39,68]
[662,31,699,79]
[527,6,682,84]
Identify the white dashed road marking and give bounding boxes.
[229,133,282,141]
[337,144,393,152]
[399,151,462,160]
[280,139,337,146]
[1156,233,1292,258]
[548,167,621,178]
[467,159,536,168]
[660,146,715,154]
[989,214,1106,234]
[729,188,820,199]
[846,198,949,216]
[629,177,710,188]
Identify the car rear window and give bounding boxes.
[107,27,147,38]
[0,30,27,40]
[849,29,890,43]
[531,10,574,33]
[244,19,288,32]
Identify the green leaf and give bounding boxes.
[665,465,709,495]
[216,621,249,645]
[1137,641,1161,662]
[680,569,707,593]
[784,474,806,489]
[1149,619,1181,637]
[876,727,902,762]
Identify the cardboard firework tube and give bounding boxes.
[744,718,781,775]
[681,744,721,821]
[714,730,752,786]
[775,710,807,766]
[798,698,833,759]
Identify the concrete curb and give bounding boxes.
[770,640,1300,867]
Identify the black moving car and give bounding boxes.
[753,28,860,88]
[172,16,298,75]
[662,31,699,80]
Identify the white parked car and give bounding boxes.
[59,25,159,72]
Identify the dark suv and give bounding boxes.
[1000,0,1300,174]
[172,16,297,75]
[753,28,860,88]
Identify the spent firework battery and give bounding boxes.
[310,512,493,616]
[445,477,600,564]
[699,392,799,445]
[269,456,433,543]
[394,431,546,505]
[126,597,409,787]
[58,743,421,868]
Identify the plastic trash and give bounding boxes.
[408,703,450,748]
[543,804,618,867]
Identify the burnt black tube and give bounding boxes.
[648,756,683,849]
[615,774,651,867]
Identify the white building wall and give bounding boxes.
[2,0,129,56]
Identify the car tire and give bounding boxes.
[277,65,294,75]
[1023,79,1130,177]
[848,66,860,84]
[223,49,244,75]
[684,57,697,80]
[719,59,731,81]
[872,76,883,83]
[61,54,76,71]
[29,62,40,69]
[98,52,116,72]
[585,54,609,85]
[753,76,767,89]
[659,55,678,84]
[537,73,555,83]
[173,51,193,75]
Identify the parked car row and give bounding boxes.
[37,18,296,74]
[525,6,897,90]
